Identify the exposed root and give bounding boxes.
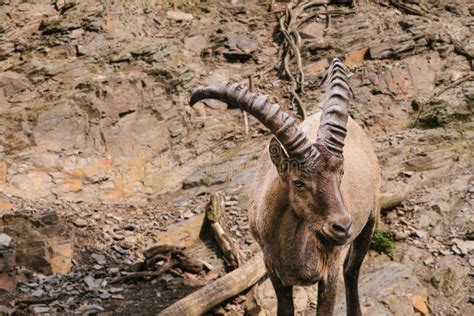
[110,245,204,284]
[276,0,355,120]
[256,62,278,79]
[110,259,176,284]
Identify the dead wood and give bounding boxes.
[144,245,203,272]
[242,76,252,135]
[144,244,181,259]
[112,244,204,284]
[206,192,242,269]
[177,254,205,274]
[389,0,423,16]
[158,253,266,316]
[16,296,58,305]
[110,259,176,284]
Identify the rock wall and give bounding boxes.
[0,0,262,203]
[1,1,472,205]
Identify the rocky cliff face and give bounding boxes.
[0,0,264,203]
[0,0,473,314]
[0,1,472,205]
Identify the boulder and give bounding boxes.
[254,279,315,315]
[166,10,193,21]
[299,22,325,40]
[430,256,469,299]
[3,212,73,274]
[210,33,259,62]
[345,48,368,67]
[0,198,11,214]
[0,234,16,294]
[334,261,429,315]
[185,35,208,54]
[0,249,15,293]
[0,234,11,248]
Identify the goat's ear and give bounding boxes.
[269,137,289,175]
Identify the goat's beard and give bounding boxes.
[265,223,337,286]
[253,205,343,286]
[312,238,338,282]
[292,232,335,285]
[314,231,343,280]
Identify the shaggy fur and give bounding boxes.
[190,58,380,315]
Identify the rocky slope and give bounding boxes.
[0,0,473,315]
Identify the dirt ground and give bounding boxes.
[0,0,473,315]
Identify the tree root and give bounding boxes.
[110,244,204,284]
[110,259,176,284]
[276,0,355,120]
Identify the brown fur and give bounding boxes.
[249,111,380,314]
[189,59,380,315]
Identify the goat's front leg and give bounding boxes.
[270,274,294,316]
[316,262,339,315]
[343,215,376,316]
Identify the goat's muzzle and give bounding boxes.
[320,219,353,246]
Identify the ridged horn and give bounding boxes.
[190,82,318,161]
[317,58,352,157]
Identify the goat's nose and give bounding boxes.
[325,219,352,244]
[331,222,350,234]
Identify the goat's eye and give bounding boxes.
[293,180,304,188]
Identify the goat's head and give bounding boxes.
[190,58,352,246]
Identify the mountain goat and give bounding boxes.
[190,58,380,315]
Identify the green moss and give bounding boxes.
[371,229,396,255]
[201,170,212,187]
[430,268,457,296]
[430,276,440,289]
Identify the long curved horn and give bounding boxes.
[190,82,317,160]
[317,58,352,157]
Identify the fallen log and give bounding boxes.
[16,295,58,305]
[206,192,242,269]
[158,253,266,316]
[389,0,424,16]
